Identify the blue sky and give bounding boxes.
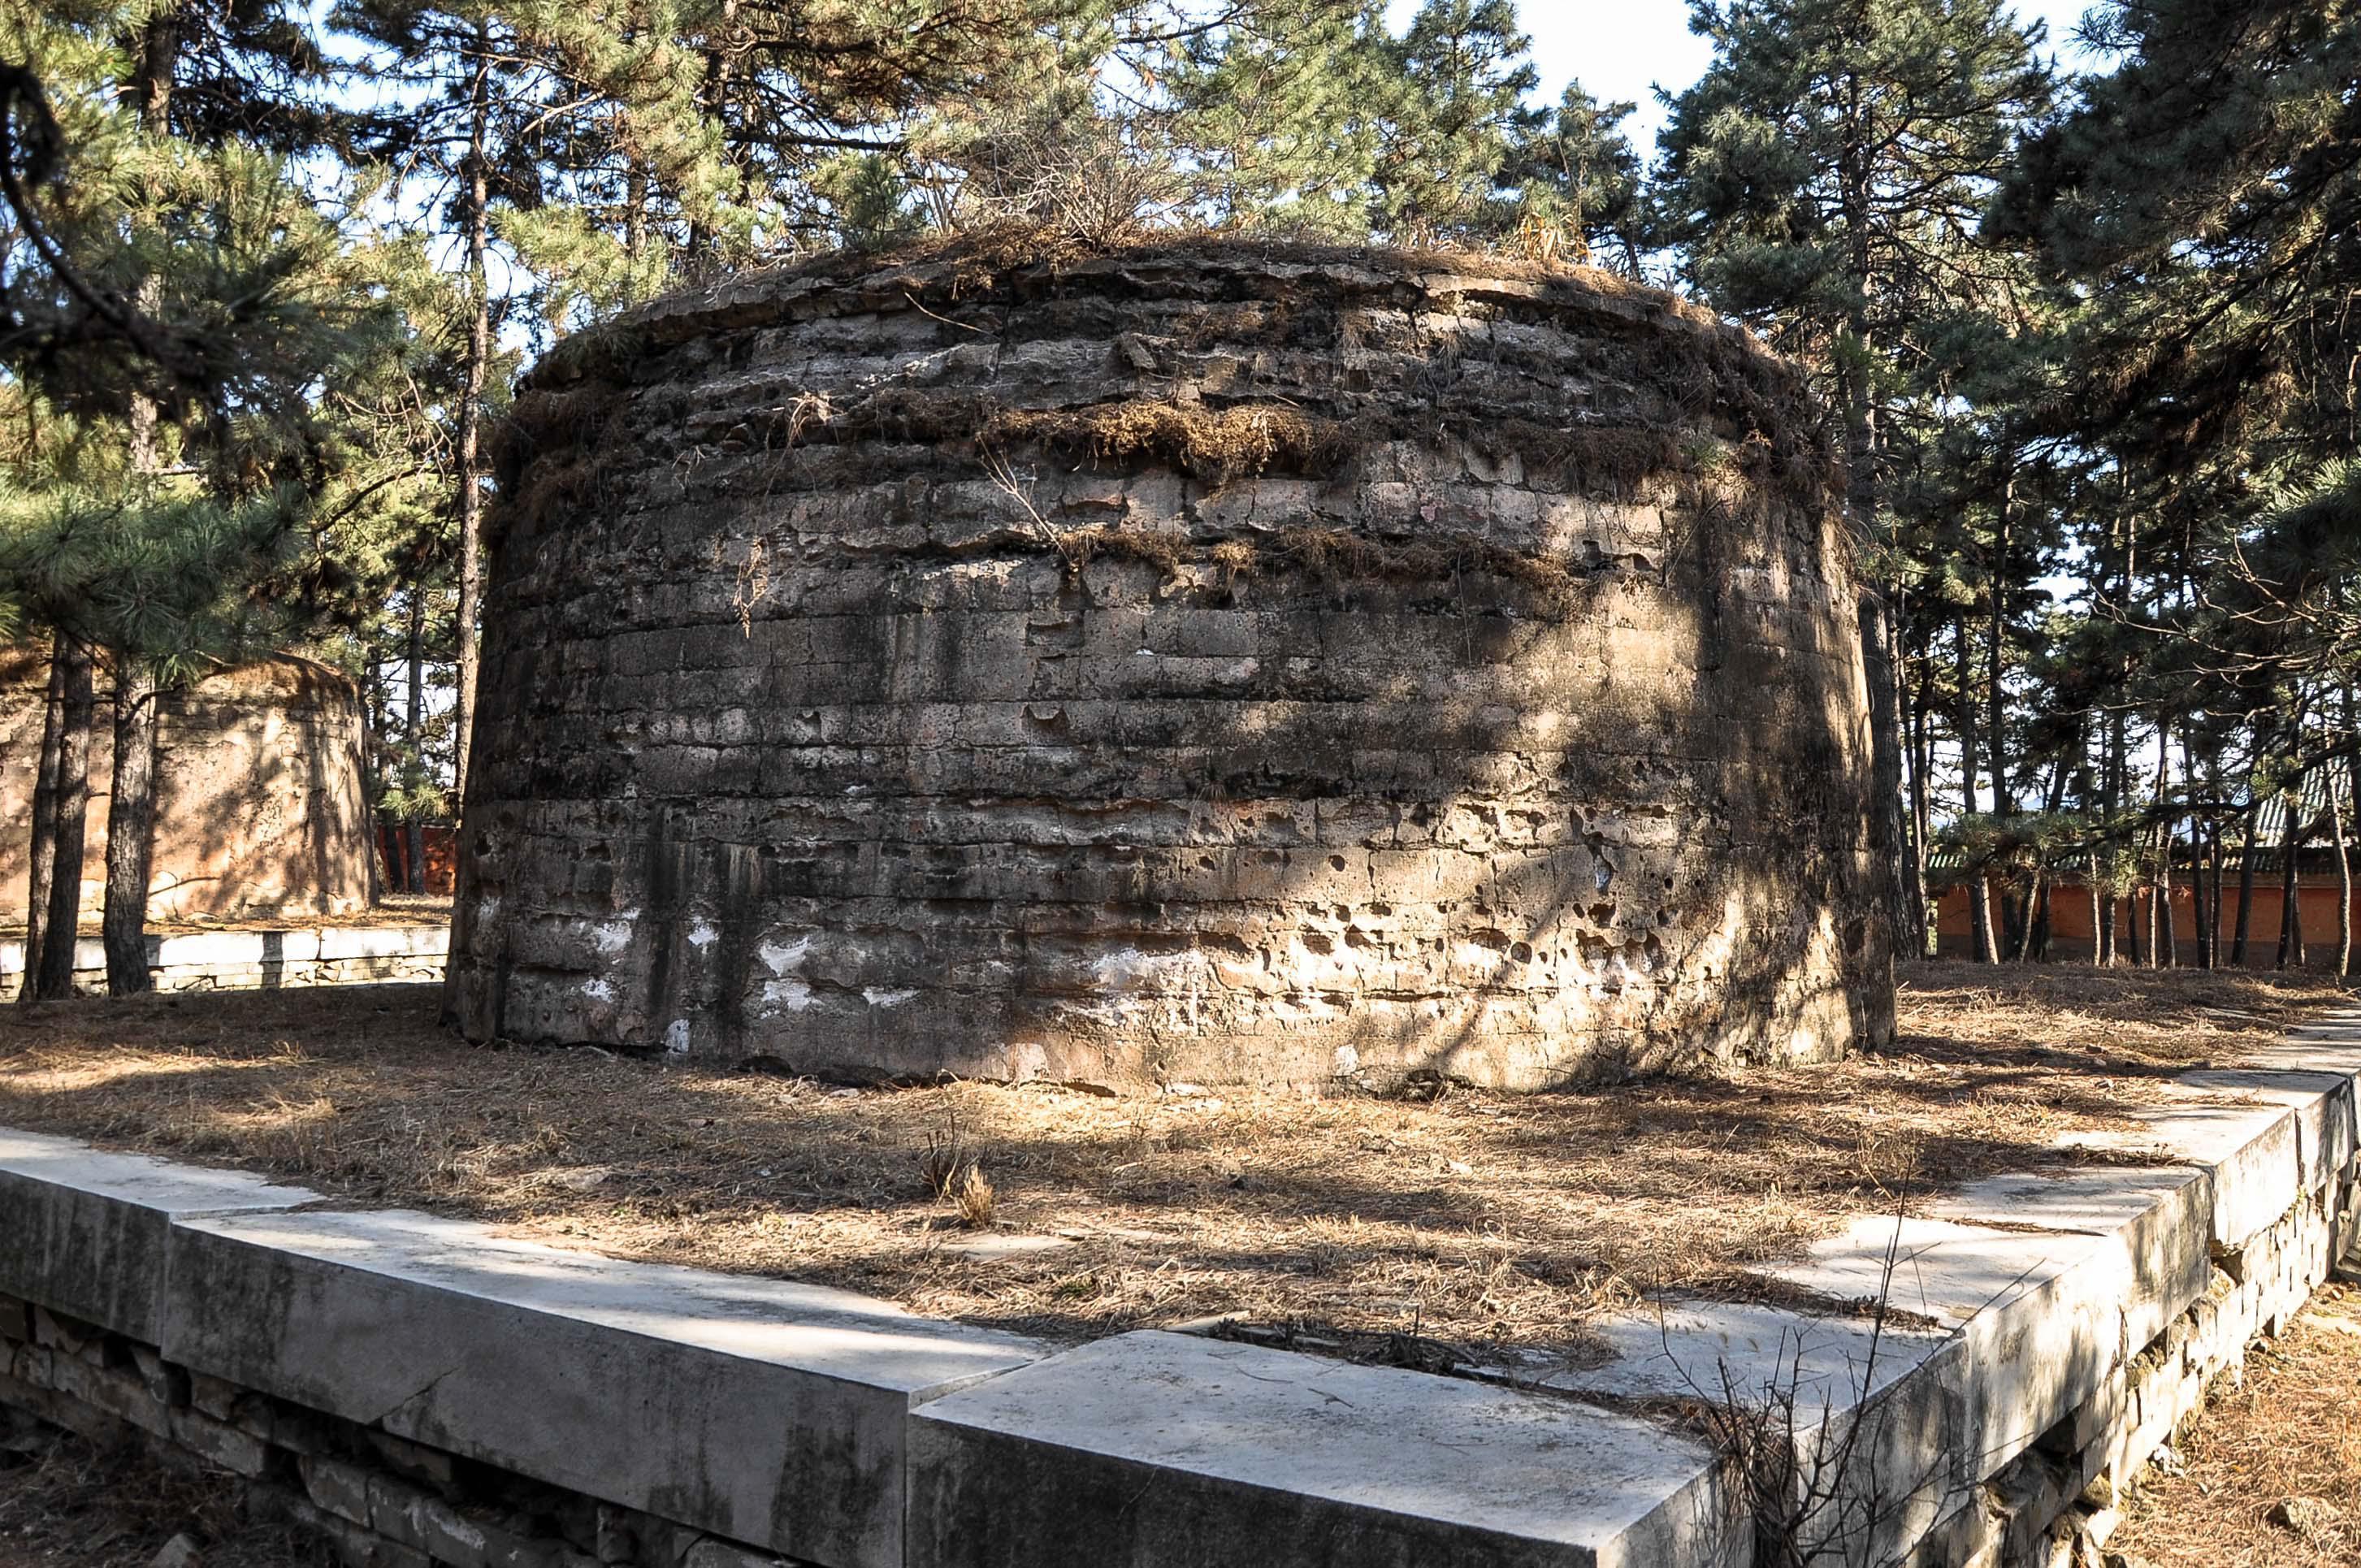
[1399,0,2098,157]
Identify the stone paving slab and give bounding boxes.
[1540,1298,1946,1416]
[2121,1101,2299,1250]
[160,1207,1046,1568]
[906,1330,1738,1568]
[2182,1068,2358,1194]
[0,1129,317,1342]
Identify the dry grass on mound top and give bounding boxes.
[0,963,2342,1358]
[2111,1282,2361,1568]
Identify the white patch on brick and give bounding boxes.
[862,988,918,1007]
[759,936,813,976]
[591,918,635,955]
[1091,946,1198,990]
[665,1018,692,1055]
[1332,1045,1360,1077]
[687,921,719,949]
[761,978,814,1012]
[581,977,614,1003]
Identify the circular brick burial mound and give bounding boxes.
[452,237,1895,1089]
[1,648,375,923]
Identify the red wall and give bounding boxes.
[378,825,457,897]
[1934,873,2355,965]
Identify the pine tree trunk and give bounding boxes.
[1895,600,1927,961]
[1971,870,1999,965]
[2334,777,2351,981]
[20,648,65,990]
[2012,866,2044,961]
[2090,868,2108,968]
[357,641,383,906]
[31,640,94,1001]
[2233,799,2259,967]
[1907,659,1932,958]
[101,665,160,996]
[2155,721,2173,965]
[2207,821,2225,969]
[2277,784,2306,971]
[1988,469,2012,819]
[406,589,427,894]
[2193,819,2215,968]
[450,21,493,817]
[1861,592,1911,964]
[19,645,67,1001]
[2126,885,2147,966]
[124,6,179,470]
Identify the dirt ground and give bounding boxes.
[2112,1282,2361,1568]
[0,961,2340,1357]
[0,1430,324,1568]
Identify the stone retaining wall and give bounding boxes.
[2,1014,2357,1568]
[0,924,448,999]
[0,1299,807,1568]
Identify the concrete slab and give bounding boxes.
[1743,1208,2181,1489]
[2181,1070,2356,1195]
[1928,1167,2203,1238]
[1929,1165,2213,1348]
[1538,1299,1944,1415]
[0,1129,317,1343]
[1756,1215,2088,1328]
[160,1207,1045,1568]
[2123,1102,2300,1250]
[907,1330,1737,1568]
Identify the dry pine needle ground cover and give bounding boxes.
[0,962,2343,1358]
[0,1428,326,1568]
[2111,1282,2361,1568]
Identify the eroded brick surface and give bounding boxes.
[450,243,1893,1087]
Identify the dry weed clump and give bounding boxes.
[986,401,1359,487]
[0,964,2340,1357]
[2111,1282,2361,1568]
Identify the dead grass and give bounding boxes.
[0,963,2341,1358]
[2111,1282,2361,1568]
[0,1429,327,1568]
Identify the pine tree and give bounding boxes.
[1655,0,2052,953]
[2,1,388,994]
[1367,0,1541,242]
[1510,81,1647,269]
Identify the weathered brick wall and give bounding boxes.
[1,649,375,923]
[450,240,1892,1087]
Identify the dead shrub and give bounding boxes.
[488,385,630,539]
[986,401,1358,488]
[951,1163,998,1230]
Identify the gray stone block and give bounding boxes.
[907,1330,1738,1568]
[2181,1069,2357,1196]
[0,1128,315,1342]
[159,1206,1044,1568]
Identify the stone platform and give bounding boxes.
[2,1011,2358,1568]
[1,922,448,998]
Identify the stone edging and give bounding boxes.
[2,1009,2357,1567]
[0,923,448,996]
